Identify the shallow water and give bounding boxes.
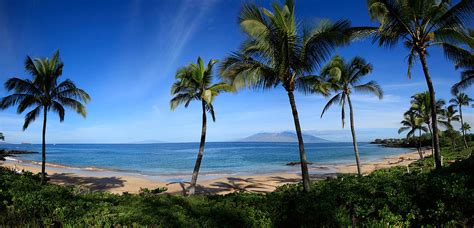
[1,142,412,176]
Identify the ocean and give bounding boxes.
[1,142,411,177]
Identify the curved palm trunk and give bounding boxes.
[347,95,362,176]
[418,129,423,159]
[419,52,442,169]
[41,106,47,184]
[459,105,468,149]
[287,91,311,192]
[189,100,207,195]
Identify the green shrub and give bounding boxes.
[0,143,472,226]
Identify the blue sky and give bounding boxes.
[0,0,472,143]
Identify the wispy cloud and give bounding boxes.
[350,94,402,103]
[383,82,425,89]
[165,0,217,71]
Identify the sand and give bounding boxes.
[0,149,428,195]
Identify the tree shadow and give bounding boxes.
[270,173,338,184]
[49,173,125,191]
[208,177,270,193]
[167,177,274,195]
[269,176,302,184]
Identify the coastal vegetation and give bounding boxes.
[170,57,233,195]
[0,51,90,184]
[320,55,383,175]
[0,142,472,226]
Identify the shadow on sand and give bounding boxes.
[167,177,274,195]
[49,173,125,191]
[166,174,339,196]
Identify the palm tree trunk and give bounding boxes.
[287,90,310,192]
[418,129,423,159]
[41,106,47,185]
[459,105,468,149]
[347,95,361,176]
[418,52,442,169]
[188,100,207,195]
[427,124,434,157]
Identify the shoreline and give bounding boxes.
[0,149,427,195]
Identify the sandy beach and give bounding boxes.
[0,149,428,195]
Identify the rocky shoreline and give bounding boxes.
[0,149,38,160]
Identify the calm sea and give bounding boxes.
[1,142,411,176]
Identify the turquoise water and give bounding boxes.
[1,142,411,176]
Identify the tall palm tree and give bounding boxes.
[0,50,90,184]
[439,105,460,151]
[220,0,364,192]
[398,111,427,159]
[170,57,233,195]
[366,0,473,169]
[0,133,4,141]
[450,92,473,148]
[320,56,383,176]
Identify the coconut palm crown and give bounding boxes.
[220,0,367,192]
[320,55,383,127]
[0,50,90,183]
[171,57,232,121]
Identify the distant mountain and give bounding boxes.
[239,131,330,143]
[131,140,165,144]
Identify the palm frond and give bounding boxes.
[320,93,342,118]
[295,75,329,95]
[52,101,65,122]
[220,52,278,90]
[0,94,30,110]
[23,106,41,130]
[57,97,87,118]
[170,93,194,110]
[302,19,353,71]
[353,80,384,99]
[452,74,474,94]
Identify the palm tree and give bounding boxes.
[220,0,363,192]
[398,111,427,159]
[439,105,460,151]
[0,133,4,141]
[409,92,445,156]
[461,122,471,134]
[170,57,233,195]
[0,51,90,184]
[450,92,473,148]
[366,0,473,169]
[320,56,383,176]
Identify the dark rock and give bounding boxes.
[286,161,313,166]
[0,149,38,155]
